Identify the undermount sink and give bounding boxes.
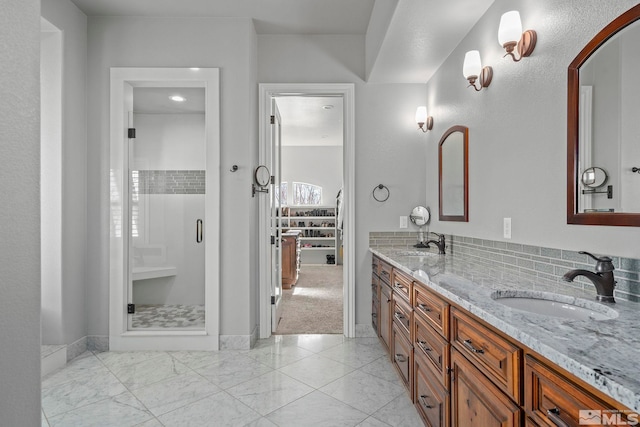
[491,291,619,321]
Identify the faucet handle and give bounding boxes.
[579,251,614,273]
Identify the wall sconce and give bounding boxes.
[415,106,433,132]
[498,11,537,62]
[463,50,492,91]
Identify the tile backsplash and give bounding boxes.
[369,231,640,302]
[134,170,205,194]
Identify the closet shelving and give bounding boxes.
[280,206,338,264]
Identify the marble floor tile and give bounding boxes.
[47,391,154,427]
[266,390,369,426]
[226,370,314,416]
[157,392,261,427]
[194,354,273,389]
[129,372,221,416]
[41,335,423,426]
[42,369,127,418]
[246,341,315,369]
[95,351,167,371]
[320,369,406,415]
[370,394,424,427]
[278,353,355,388]
[109,353,191,390]
[318,339,388,369]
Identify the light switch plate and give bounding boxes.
[503,217,512,239]
[400,216,408,229]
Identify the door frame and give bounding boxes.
[258,83,356,339]
[109,67,220,351]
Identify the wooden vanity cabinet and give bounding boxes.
[281,232,301,289]
[379,279,392,354]
[525,355,631,427]
[451,347,522,427]
[450,307,521,404]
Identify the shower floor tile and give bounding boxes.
[131,304,205,329]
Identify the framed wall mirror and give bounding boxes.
[439,125,469,222]
[567,4,640,226]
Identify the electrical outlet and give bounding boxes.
[400,216,408,229]
[503,217,512,239]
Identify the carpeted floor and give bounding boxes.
[275,264,343,334]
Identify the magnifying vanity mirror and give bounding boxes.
[410,206,430,247]
[439,126,469,222]
[567,4,640,226]
[252,165,270,197]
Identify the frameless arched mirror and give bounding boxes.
[439,126,469,222]
[568,4,640,226]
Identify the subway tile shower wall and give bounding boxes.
[369,232,640,303]
[136,170,205,194]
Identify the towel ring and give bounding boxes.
[372,184,390,202]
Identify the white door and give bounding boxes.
[270,100,283,331]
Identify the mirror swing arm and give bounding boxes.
[567,4,640,226]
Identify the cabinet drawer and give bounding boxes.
[414,351,449,427]
[372,255,380,276]
[451,307,521,403]
[392,292,412,341]
[451,347,521,427]
[413,282,449,339]
[391,269,413,303]
[414,312,449,388]
[371,273,379,301]
[392,322,413,395]
[379,260,392,285]
[525,355,629,427]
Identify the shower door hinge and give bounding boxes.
[271,235,275,245]
[270,175,275,184]
[128,128,136,139]
[270,115,275,124]
[127,304,135,314]
[271,296,275,305]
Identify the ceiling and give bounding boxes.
[73,0,495,145]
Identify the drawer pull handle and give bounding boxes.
[394,312,404,321]
[381,270,390,277]
[419,395,434,409]
[372,313,377,318]
[463,339,484,354]
[418,303,432,312]
[547,408,570,427]
[417,340,432,352]
[394,283,404,289]
[394,354,406,363]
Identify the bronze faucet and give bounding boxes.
[425,232,446,255]
[562,251,616,303]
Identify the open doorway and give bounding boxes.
[273,96,344,334]
[258,84,355,339]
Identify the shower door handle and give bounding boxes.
[196,219,203,243]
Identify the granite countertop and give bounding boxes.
[370,246,640,412]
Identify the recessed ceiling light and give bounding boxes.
[322,105,334,110]
[169,95,186,102]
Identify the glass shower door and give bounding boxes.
[127,87,206,330]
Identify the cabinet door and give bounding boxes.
[414,312,449,388]
[525,355,630,427]
[451,348,521,427]
[379,282,392,353]
[415,350,449,427]
[392,322,413,395]
[371,273,380,334]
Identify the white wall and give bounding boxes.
[41,0,88,349]
[281,146,343,206]
[86,17,258,338]
[0,1,41,424]
[423,0,640,258]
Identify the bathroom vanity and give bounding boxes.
[371,247,639,427]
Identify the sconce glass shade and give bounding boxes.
[415,106,428,124]
[498,11,523,46]
[463,50,482,78]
